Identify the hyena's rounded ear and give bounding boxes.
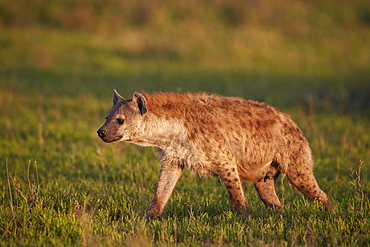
[133,92,148,115]
[113,90,125,106]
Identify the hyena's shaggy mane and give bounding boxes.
[142,91,253,118]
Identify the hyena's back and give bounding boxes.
[97,91,332,219]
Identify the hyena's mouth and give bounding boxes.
[100,135,124,143]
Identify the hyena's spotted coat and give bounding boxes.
[97,91,332,219]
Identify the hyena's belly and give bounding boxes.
[162,145,235,177]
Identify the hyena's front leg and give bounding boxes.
[219,167,247,214]
[146,165,183,219]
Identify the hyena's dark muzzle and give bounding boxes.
[97,124,123,143]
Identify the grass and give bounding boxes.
[1,0,370,246]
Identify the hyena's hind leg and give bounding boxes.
[285,159,332,211]
[254,170,283,209]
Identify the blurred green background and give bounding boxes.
[1,0,369,108]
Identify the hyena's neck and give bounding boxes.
[130,114,188,149]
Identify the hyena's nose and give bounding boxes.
[97,129,106,138]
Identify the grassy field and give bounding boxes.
[1,0,370,246]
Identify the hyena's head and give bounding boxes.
[97,90,147,143]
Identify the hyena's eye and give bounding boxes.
[117,118,124,125]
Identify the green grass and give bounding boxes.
[1,0,370,246]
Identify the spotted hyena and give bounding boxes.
[97,90,332,219]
